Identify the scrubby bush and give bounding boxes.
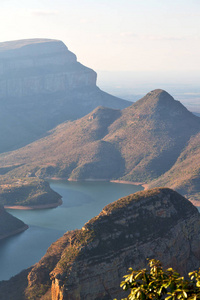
[117,259,200,300]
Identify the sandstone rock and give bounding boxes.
[24,188,200,300]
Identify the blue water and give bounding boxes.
[0,180,143,281]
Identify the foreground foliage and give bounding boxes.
[117,259,200,300]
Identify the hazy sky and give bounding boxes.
[1,0,200,74]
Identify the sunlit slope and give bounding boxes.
[0,38,131,153]
[0,107,125,180]
[0,89,199,187]
[104,89,200,181]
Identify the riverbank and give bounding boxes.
[51,178,200,207]
[0,225,29,241]
[4,199,63,210]
[110,179,148,189]
[52,177,147,188]
[4,178,145,210]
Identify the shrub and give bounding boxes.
[116,259,200,300]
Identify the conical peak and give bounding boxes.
[144,89,175,103]
[133,89,181,112]
[128,88,200,124]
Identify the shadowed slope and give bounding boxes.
[0,205,28,240]
[0,106,125,180]
[104,89,200,181]
[148,132,200,203]
[0,89,199,205]
[0,38,131,153]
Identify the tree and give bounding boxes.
[116,259,200,300]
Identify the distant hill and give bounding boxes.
[0,89,199,205]
[0,38,131,153]
[0,205,28,240]
[1,188,200,299]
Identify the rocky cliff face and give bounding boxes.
[0,39,96,97]
[0,39,130,153]
[24,188,200,300]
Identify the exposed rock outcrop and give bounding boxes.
[0,39,131,153]
[23,188,200,300]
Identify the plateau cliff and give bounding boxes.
[0,38,130,153]
[2,188,200,299]
[0,204,28,240]
[0,89,199,204]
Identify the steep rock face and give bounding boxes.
[0,39,130,153]
[0,204,28,240]
[25,188,200,300]
[0,39,96,97]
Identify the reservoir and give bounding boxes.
[0,180,143,281]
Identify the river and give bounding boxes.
[0,180,143,281]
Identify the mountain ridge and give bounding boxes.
[0,38,131,153]
[0,89,199,206]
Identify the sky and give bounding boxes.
[0,0,200,97]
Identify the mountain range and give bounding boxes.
[0,38,130,153]
[0,89,199,205]
[0,38,200,300]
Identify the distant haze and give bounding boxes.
[0,0,200,76]
[97,70,200,112]
[0,1,199,109]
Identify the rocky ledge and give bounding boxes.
[23,188,200,300]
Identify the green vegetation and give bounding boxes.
[117,259,200,300]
